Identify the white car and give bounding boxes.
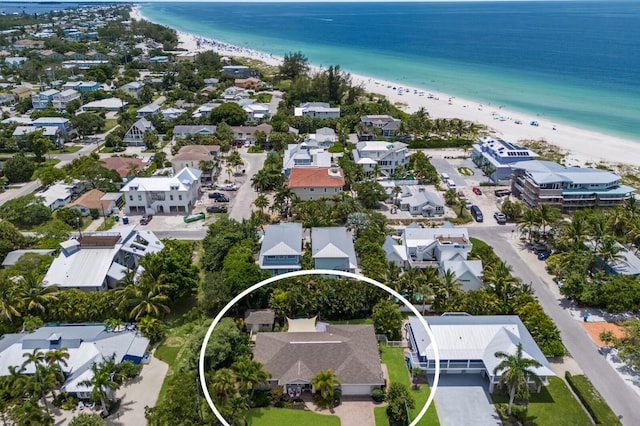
[219,183,238,191]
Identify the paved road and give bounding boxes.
[471,226,640,425]
[228,150,267,221]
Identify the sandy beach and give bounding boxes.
[131,6,640,168]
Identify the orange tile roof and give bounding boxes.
[67,189,112,211]
[287,167,345,188]
[101,157,146,178]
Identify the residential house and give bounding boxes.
[101,156,147,179]
[359,115,402,140]
[311,227,357,272]
[64,51,86,60]
[42,225,164,291]
[38,50,64,60]
[81,97,127,112]
[35,182,75,210]
[62,60,110,69]
[32,117,71,134]
[384,223,483,291]
[585,241,640,276]
[10,85,33,100]
[52,89,81,111]
[294,102,340,119]
[231,124,273,145]
[282,142,331,177]
[307,127,337,147]
[161,107,186,120]
[352,141,410,176]
[254,321,383,396]
[243,103,271,122]
[221,65,259,78]
[2,249,55,268]
[136,103,161,118]
[31,89,59,110]
[393,185,445,217]
[472,136,539,182]
[176,52,197,62]
[66,189,121,217]
[121,167,202,215]
[171,145,220,182]
[123,118,155,146]
[120,81,144,98]
[234,77,262,89]
[0,324,149,400]
[200,85,217,97]
[221,87,250,101]
[0,93,15,105]
[244,309,275,333]
[191,102,221,118]
[287,167,344,201]
[13,126,61,146]
[149,56,169,64]
[61,81,100,92]
[510,160,636,211]
[12,39,45,50]
[173,125,217,139]
[406,315,555,392]
[4,56,28,67]
[258,223,303,275]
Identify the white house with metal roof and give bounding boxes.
[121,167,202,215]
[311,227,357,272]
[352,141,410,176]
[294,102,340,119]
[406,315,555,392]
[472,136,539,182]
[282,142,332,177]
[510,160,636,211]
[41,225,164,292]
[258,223,303,275]
[35,182,76,210]
[0,324,149,400]
[394,185,445,217]
[136,103,161,117]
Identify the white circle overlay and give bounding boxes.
[199,269,440,426]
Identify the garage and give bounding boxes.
[341,384,376,396]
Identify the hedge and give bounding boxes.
[407,138,473,149]
[565,372,621,425]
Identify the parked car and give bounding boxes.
[494,189,511,197]
[472,187,482,195]
[140,214,153,225]
[470,205,483,222]
[529,242,549,254]
[538,251,551,260]
[214,194,229,203]
[220,183,238,191]
[493,211,507,224]
[208,192,226,200]
[207,205,228,213]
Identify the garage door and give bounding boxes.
[341,385,374,396]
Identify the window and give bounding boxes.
[170,195,174,201]
[310,188,314,192]
[324,188,327,192]
[138,195,142,201]
[129,195,133,201]
[178,195,182,201]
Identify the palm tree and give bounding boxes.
[253,194,269,212]
[22,348,46,371]
[210,368,238,407]
[433,269,462,309]
[225,166,233,183]
[346,212,369,238]
[518,208,540,244]
[117,276,171,320]
[45,348,70,371]
[16,273,58,316]
[536,204,561,236]
[493,343,543,415]
[80,356,122,417]
[0,277,20,321]
[561,214,587,249]
[231,358,271,399]
[596,237,624,272]
[484,260,519,304]
[311,369,341,408]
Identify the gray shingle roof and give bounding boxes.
[254,325,384,386]
[245,309,276,326]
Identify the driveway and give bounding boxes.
[228,150,267,221]
[433,375,501,426]
[304,395,376,426]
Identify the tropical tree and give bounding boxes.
[16,273,58,316]
[433,269,462,310]
[385,382,415,425]
[210,368,238,407]
[80,355,123,416]
[493,342,543,415]
[0,277,21,321]
[518,208,540,243]
[536,204,561,236]
[311,369,341,408]
[253,194,269,212]
[346,212,369,238]
[595,237,624,272]
[117,277,170,320]
[231,358,271,399]
[484,260,520,305]
[371,299,403,341]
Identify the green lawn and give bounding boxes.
[246,407,339,425]
[328,318,374,325]
[51,145,83,154]
[101,119,118,133]
[492,377,591,425]
[379,345,439,425]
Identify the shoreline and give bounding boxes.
[131,5,640,169]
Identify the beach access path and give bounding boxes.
[471,226,640,426]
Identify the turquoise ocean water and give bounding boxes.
[140,1,640,141]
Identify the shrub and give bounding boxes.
[371,388,385,402]
[116,360,142,380]
[565,372,621,425]
[247,145,264,153]
[89,208,100,220]
[251,389,272,408]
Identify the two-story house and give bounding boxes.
[52,89,81,112]
[32,117,71,134]
[352,141,410,176]
[123,118,155,146]
[31,89,59,110]
[258,223,304,275]
[171,145,220,183]
[137,103,161,118]
[359,115,402,140]
[312,227,357,272]
[282,142,332,177]
[286,167,345,201]
[120,81,145,98]
[62,81,100,92]
[294,102,340,119]
[121,167,202,215]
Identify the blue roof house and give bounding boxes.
[258,223,303,275]
[312,227,357,273]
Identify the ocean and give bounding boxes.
[140,1,640,141]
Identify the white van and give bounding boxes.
[441,172,450,180]
[447,179,457,189]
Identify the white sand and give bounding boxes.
[131,6,640,168]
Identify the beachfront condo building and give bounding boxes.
[471,136,539,183]
[510,160,636,211]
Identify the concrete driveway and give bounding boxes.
[305,395,377,426]
[434,375,501,426]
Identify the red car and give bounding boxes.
[472,187,482,195]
